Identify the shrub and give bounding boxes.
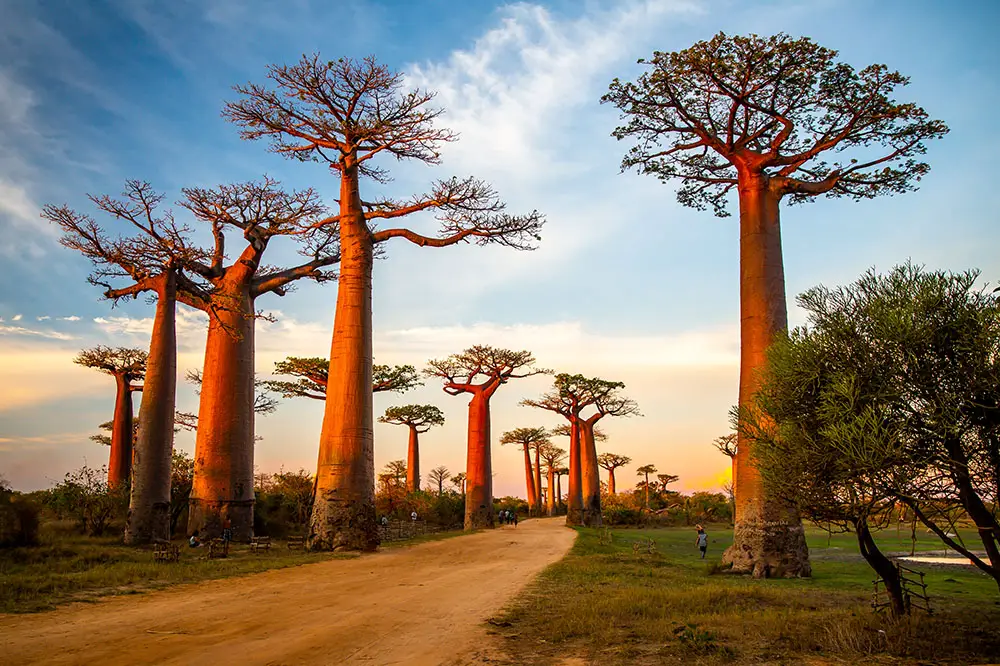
[0,481,41,547]
[46,466,129,536]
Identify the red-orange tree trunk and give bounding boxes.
[125,271,177,544]
[722,172,810,577]
[310,157,379,551]
[108,374,134,487]
[565,419,583,526]
[522,444,537,510]
[533,445,543,517]
[607,468,616,495]
[580,420,602,527]
[406,426,420,493]
[546,466,555,516]
[465,391,494,529]
[188,279,257,541]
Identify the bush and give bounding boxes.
[0,482,40,547]
[46,466,129,536]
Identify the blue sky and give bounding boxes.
[1,0,997,495]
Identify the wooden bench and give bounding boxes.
[287,536,305,551]
[250,536,271,554]
[153,541,180,563]
[208,538,229,559]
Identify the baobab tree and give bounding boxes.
[523,374,638,527]
[264,356,422,399]
[500,427,549,516]
[539,443,566,516]
[657,473,680,493]
[428,466,450,496]
[178,179,339,540]
[554,467,569,509]
[45,181,210,544]
[597,453,631,495]
[636,465,657,510]
[451,472,467,495]
[426,346,548,529]
[74,347,146,486]
[714,432,738,494]
[225,55,545,551]
[184,369,279,426]
[603,32,946,576]
[378,405,445,492]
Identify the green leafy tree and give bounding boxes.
[265,356,422,400]
[604,31,948,577]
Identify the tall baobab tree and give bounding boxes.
[523,374,638,527]
[603,32,946,576]
[539,442,566,516]
[636,464,657,510]
[265,356,422,399]
[597,453,631,495]
[500,427,549,516]
[225,55,545,551]
[378,405,445,492]
[554,467,569,509]
[73,347,146,486]
[428,466,450,496]
[179,179,339,540]
[426,346,548,529]
[45,181,210,544]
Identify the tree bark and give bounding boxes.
[856,517,906,617]
[188,278,257,541]
[607,468,616,495]
[556,474,562,511]
[522,444,537,513]
[310,156,379,552]
[722,171,811,577]
[406,426,420,493]
[108,374,134,487]
[565,418,583,526]
[546,466,555,516]
[580,421,602,527]
[465,390,494,530]
[644,474,650,510]
[533,444,543,517]
[125,271,177,544]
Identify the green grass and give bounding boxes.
[491,524,1000,665]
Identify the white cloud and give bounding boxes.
[0,324,74,341]
[11,314,22,321]
[61,315,81,321]
[36,315,50,321]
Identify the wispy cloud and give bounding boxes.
[12,314,23,321]
[0,324,74,341]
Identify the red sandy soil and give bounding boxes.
[0,517,574,665]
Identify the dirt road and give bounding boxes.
[1,517,574,666]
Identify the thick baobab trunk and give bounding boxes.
[188,280,256,541]
[857,517,906,616]
[565,419,583,526]
[607,468,617,495]
[580,422,602,527]
[108,374,134,487]
[546,467,555,516]
[310,161,378,551]
[406,426,420,493]
[465,391,494,530]
[723,173,811,577]
[125,273,177,544]
[533,445,543,517]
[522,444,537,512]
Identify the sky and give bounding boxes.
[0,0,998,497]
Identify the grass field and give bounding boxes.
[0,521,465,614]
[491,523,1000,665]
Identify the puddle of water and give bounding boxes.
[898,556,974,566]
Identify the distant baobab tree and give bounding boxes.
[714,432,738,492]
[539,443,566,516]
[523,374,638,527]
[657,473,680,492]
[554,467,569,508]
[451,472,467,495]
[74,346,146,487]
[636,465,658,510]
[265,356,422,400]
[604,32,947,576]
[427,466,450,496]
[500,427,549,516]
[225,54,545,551]
[597,453,631,495]
[45,181,210,544]
[426,346,548,529]
[378,405,445,492]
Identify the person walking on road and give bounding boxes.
[695,525,708,559]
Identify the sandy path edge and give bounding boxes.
[1,517,575,666]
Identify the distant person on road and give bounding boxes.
[513,511,518,527]
[695,525,708,559]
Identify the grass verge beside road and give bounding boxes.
[491,524,1000,665]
